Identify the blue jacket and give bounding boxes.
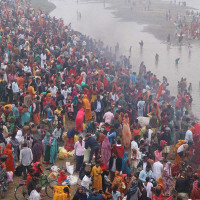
[88,193,103,200]
[107,131,116,145]
[85,137,99,149]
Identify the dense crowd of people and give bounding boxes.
[0,0,199,200]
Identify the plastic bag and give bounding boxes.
[67,165,74,175]
[7,171,13,183]
[66,162,70,169]
[137,117,150,127]
[83,148,90,163]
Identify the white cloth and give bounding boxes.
[20,147,33,166]
[185,130,193,143]
[95,101,101,112]
[81,175,91,191]
[49,86,58,97]
[40,53,46,68]
[131,141,141,160]
[28,190,41,200]
[52,128,62,139]
[24,65,32,73]
[177,144,186,153]
[12,82,19,93]
[152,161,163,181]
[143,182,153,198]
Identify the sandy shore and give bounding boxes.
[31,0,56,13]
[108,0,195,44]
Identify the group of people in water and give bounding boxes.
[0,0,200,200]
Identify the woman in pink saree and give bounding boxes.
[101,136,111,169]
[75,108,85,132]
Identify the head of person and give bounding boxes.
[134,135,140,142]
[85,171,90,177]
[155,188,161,197]
[23,143,28,148]
[33,172,41,180]
[112,151,118,158]
[146,164,151,172]
[112,184,118,193]
[117,140,121,145]
[96,161,100,168]
[28,168,35,176]
[93,188,99,196]
[64,186,70,195]
[60,169,66,176]
[79,136,83,143]
[143,155,148,162]
[35,184,42,193]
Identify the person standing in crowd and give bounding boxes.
[28,184,42,200]
[94,95,104,123]
[74,136,85,172]
[91,161,103,190]
[85,134,100,164]
[3,143,15,174]
[109,151,122,182]
[20,143,33,180]
[0,1,198,198]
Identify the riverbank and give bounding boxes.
[31,0,56,13]
[109,0,194,43]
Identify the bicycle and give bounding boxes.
[14,174,56,200]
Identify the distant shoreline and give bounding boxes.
[39,0,198,45]
[31,0,56,13]
[108,0,197,44]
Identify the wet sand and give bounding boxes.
[109,0,194,43]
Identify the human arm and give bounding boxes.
[138,171,146,183]
[30,149,33,163]
[19,150,22,164]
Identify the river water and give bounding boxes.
[50,0,200,118]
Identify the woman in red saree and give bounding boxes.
[75,108,85,132]
[3,144,15,174]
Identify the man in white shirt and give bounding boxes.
[152,158,163,181]
[81,171,91,196]
[28,184,41,200]
[24,64,32,74]
[131,135,141,173]
[74,136,85,172]
[49,84,58,98]
[52,126,62,140]
[12,79,19,101]
[61,86,71,104]
[20,143,33,179]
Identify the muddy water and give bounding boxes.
[50,0,200,118]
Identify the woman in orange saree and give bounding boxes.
[3,144,15,174]
[82,95,92,121]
